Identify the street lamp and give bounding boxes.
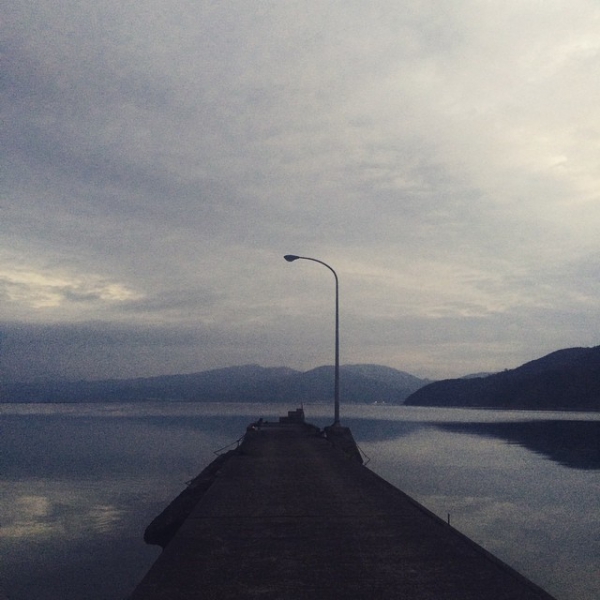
[284,254,340,426]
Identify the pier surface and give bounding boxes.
[131,420,556,599]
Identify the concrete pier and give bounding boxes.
[130,419,557,599]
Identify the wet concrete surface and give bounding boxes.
[130,422,557,599]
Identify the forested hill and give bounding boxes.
[405,346,600,411]
[2,364,430,405]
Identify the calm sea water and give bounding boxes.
[1,402,598,600]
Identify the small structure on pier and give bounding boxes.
[278,407,305,423]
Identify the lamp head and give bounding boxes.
[284,255,300,262]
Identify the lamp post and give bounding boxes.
[284,254,340,426]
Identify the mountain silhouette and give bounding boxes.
[405,346,600,410]
[2,364,429,405]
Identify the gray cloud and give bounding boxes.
[3,1,600,382]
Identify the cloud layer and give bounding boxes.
[3,1,600,381]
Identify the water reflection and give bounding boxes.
[1,494,55,539]
[335,414,600,471]
[1,404,599,600]
[356,419,600,600]
[0,414,254,480]
[340,417,427,443]
[436,420,600,470]
[0,479,163,600]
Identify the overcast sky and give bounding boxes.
[3,1,600,382]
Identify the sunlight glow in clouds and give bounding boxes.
[0,267,140,311]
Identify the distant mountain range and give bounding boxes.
[405,346,600,411]
[4,346,600,410]
[1,364,431,405]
